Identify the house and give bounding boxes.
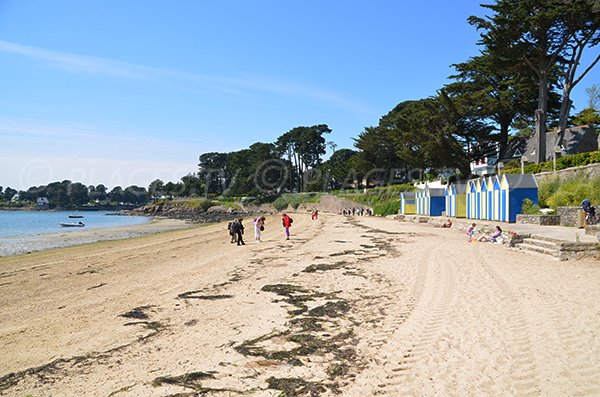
[495,138,528,169]
[36,197,50,209]
[10,193,20,203]
[474,125,597,172]
[523,125,598,162]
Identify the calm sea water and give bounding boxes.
[0,210,149,238]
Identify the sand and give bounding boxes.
[1,214,599,396]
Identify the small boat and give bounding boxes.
[69,215,84,218]
[60,222,85,227]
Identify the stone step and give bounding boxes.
[513,242,559,258]
[585,225,600,236]
[528,234,571,244]
[521,238,560,250]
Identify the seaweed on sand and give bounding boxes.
[119,305,154,320]
[266,377,327,396]
[302,261,348,273]
[308,301,350,318]
[177,290,233,300]
[260,284,329,315]
[151,371,238,394]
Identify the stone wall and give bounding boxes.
[556,206,581,227]
[557,242,600,260]
[516,214,561,225]
[535,162,600,184]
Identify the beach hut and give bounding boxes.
[446,182,466,218]
[416,185,446,216]
[399,191,416,215]
[475,179,483,219]
[491,175,501,221]
[486,176,495,221]
[466,180,477,219]
[480,178,489,220]
[499,174,538,222]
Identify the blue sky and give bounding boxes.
[0,1,598,191]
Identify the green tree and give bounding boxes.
[108,186,124,203]
[180,174,203,196]
[555,2,600,140]
[446,52,540,154]
[148,179,165,202]
[198,152,228,196]
[470,0,589,163]
[46,181,70,208]
[572,84,600,126]
[276,124,331,191]
[123,185,148,205]
[68,182,89,206]
[89,184,108,202]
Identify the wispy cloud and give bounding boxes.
[0,39,372,114]
[0,40,151,79]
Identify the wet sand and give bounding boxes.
[0,218,190,257]
[1,214,600,396]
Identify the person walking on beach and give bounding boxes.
[253,216,266,242]
[228,221,236,243]
[282,213,292,240]
[231,218,245,246]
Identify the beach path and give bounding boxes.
[1,214,599,396]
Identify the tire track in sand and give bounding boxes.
[368,239,458,396]
[474,243,541,397]
[478,245,600,396]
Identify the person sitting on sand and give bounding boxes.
[478,226,503,243]
[466,223,476,242]
[437,218,452,228]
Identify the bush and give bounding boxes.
[502,151,600,175]
[540,174,600,209]
[333,183,417,216]
[521,198,541,215]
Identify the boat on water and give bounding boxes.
[60,222,85,227]
[69,215,84,218]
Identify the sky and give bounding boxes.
[0,1,598,191]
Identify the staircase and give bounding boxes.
[512,235,561,260]
[511,234,599,261]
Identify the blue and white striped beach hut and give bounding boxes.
[399,191,416,215]
[416,185,446,216]
[491,175,501,221]
[499,174,538,222]
[480,178,489,220]
[466,180,477,219]
[486,176,495,220]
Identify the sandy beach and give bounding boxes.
[1,214,600,396]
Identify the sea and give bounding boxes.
[0,210,149,239]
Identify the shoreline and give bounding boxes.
[0,217,192,257]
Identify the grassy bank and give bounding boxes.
[333,184,415,216]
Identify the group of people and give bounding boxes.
[228,213,293,245]
[341,207,372,216]
[466,223,503,243]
